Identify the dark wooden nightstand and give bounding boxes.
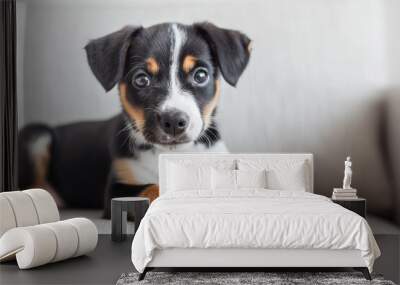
[331,197,366,218]
[111,197,149,242]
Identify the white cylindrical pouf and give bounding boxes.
[0,189,97,269]
[23,189,60,223]
[0,196,17,237]
[65,218,98,257]
[0,218,98,269]
[1,191,39,227]
[43,221,79,262]
[0,226,57,269]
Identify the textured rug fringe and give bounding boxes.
[116,271,394,285]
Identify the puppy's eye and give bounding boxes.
[192,67,209,86]
[132,72,151,88]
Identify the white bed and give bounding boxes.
[131,154,380,280]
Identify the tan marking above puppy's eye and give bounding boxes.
[146,57,159,75]
[182,55,197,73]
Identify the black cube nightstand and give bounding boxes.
[331,197,366,218]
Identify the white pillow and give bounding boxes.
[266,166,306,191]
[211,168,236,190]
[167,163,211,191]
[212,169,268,190]
[237,159,308,191]
[236,169,267,189]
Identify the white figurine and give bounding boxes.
[342,156,352,189]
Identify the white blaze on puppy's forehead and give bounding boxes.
[166,24,187,103]
[160,24,203,140]
[170,23,186,92]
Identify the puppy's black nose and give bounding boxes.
[159,110,189,136]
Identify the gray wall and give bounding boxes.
[17,0,400,218]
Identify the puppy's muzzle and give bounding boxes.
[159,108,189,137]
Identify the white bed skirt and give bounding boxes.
[148,248,366,268]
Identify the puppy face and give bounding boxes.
[85,23,251,148]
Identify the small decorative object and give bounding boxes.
[343,156,352,189]
[332,156,358,200]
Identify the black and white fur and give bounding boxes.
[18,22,251,217]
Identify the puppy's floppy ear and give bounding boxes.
[195,22,251,87]
[85,26,142,92]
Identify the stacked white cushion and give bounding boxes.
[0,189,98,269]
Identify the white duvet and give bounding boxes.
[131,190,380,273]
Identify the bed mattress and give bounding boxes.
[131,190,380,272]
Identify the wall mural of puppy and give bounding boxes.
[18,22,252,218]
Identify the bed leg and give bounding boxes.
[362,268,372,280]
[138,268,148,281]
[354,267,371,280]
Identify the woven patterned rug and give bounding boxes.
[116,272,395,285]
